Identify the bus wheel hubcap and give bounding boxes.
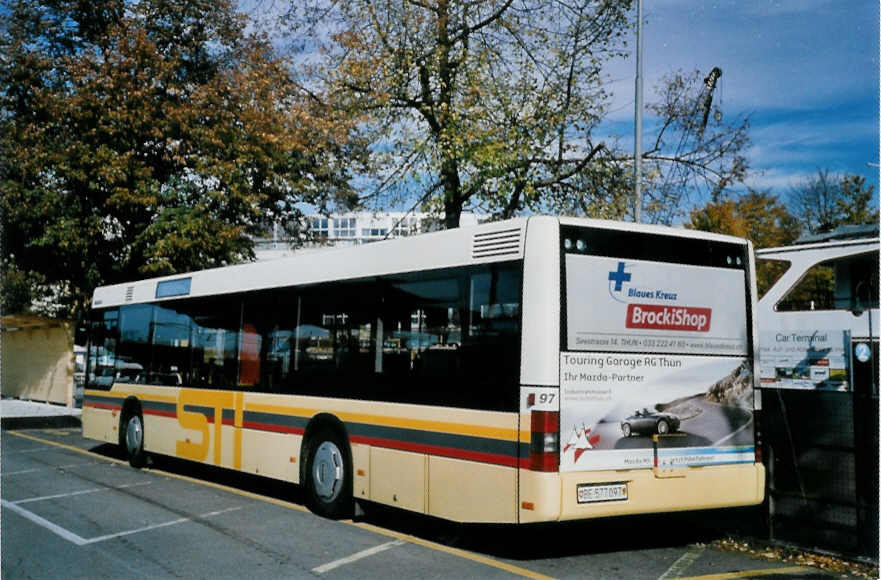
[126,416,143,455]
[313,441,343,501]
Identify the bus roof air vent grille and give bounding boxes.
[472,228,522,260]
[124,286,135,302]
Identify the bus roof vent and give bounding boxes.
[124,286,135,302]
[472,228,522,260]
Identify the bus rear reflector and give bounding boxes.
[529,410,559,472]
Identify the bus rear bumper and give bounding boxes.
[519,463,765,523]
[558,463,765,521]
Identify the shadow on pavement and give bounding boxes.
[86,441,767,562]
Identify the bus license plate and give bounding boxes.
[577,482,628,504]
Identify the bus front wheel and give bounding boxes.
[304,427,352,519]
[121,411,147,468]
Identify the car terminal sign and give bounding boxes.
[759,329,850,391]
[559,255,755,472]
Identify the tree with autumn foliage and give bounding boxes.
[283,1,752,226]
[687,189,800,295]
[773,170,877,306]
[788,169,878,234]
[1,0,363,320]
[284,0,634,227]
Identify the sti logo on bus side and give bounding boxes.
[607,261,713,333]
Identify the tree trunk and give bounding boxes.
[441,158,463,228]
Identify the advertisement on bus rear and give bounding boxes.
[558,353,755,471]
[565,255,748,356]
[560,255,754,472]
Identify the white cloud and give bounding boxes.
[742,167,814,191]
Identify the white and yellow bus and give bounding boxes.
[82,216,765,523]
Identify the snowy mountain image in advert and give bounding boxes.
[704,361,754,407]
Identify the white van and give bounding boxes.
[756,225,878,391]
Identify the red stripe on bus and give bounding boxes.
[351,435,518,468]
[143,408,177,419]
[241,420,305,435]
[83,402,121,411]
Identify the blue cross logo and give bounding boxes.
[608,262,631,291]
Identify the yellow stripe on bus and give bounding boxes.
[85,388,177,404]
[140,394,177,404]
[244,401,518,441]
[84,389,126,399]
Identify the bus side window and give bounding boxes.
[117,305,152,385]
[187,297,242,389]
[242,288,297,393]
[151,304,192,387]
[86,308,119,390]
[239,322,261,387]
[381,275,464,404]
[296,281,379,398]
[464,264,522,410]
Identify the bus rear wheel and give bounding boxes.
[121,411,147,468]
[304,427,352,519]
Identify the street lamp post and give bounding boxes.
[634,0,643,223]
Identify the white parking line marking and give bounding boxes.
[13,482,152,504]
[312,539,406,574]
[1,500,241,546]
[3,447,48,454]
[1,499,90,545]
[2,468,42,476]
[658,545,706,579]
[7,431,556,580]
[84,507,242,544]
[2,462,101,476]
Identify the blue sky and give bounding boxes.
[601,0,879,199]
[250,0,879,214]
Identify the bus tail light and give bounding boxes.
[529,410,559,472]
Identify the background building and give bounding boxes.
[1,315,76,406]
[254,211,483,260]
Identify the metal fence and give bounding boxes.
[761,339,878,560]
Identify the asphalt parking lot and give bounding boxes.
[1,427,839,579]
